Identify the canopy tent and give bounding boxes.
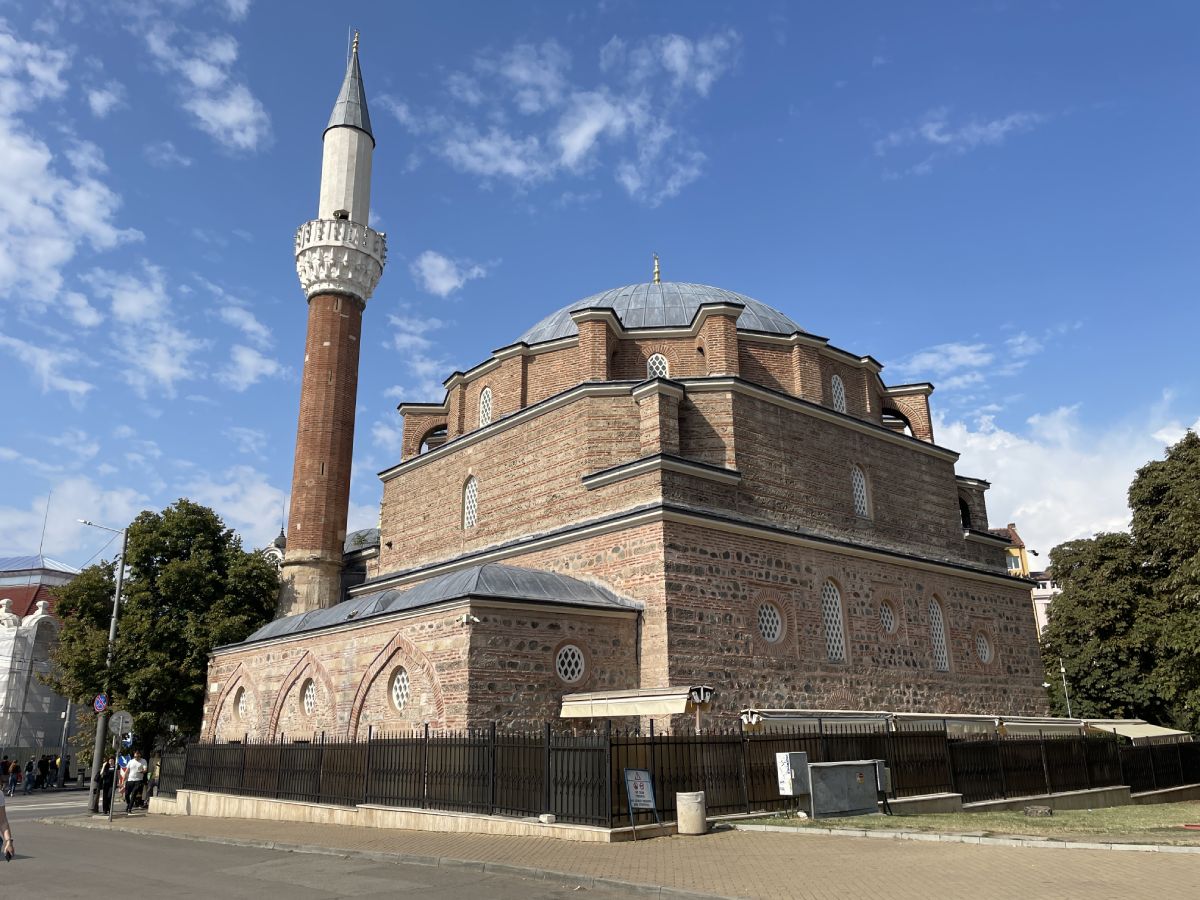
[1084,720,1193,745]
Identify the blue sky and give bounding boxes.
[1,1,1197,569]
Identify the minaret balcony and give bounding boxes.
[295,218,387,304]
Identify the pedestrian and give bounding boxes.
[123,750,147,813]
[4,761,17,797]
[48,756,58,788]
[0,783,14,861]
[36,755,49,790]
[98,757,116,815]
[22,760,34,795]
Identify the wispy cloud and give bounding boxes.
[216,344,286,391]
[86,81,125,118]
[217,304,273,349]
[410,250,489,297]
[384,29,741,206]
[0,333,94,405]
[144,140,193,168]
[876,107,1047,177]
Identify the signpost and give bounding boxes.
[622,768,660,840]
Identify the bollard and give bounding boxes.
[676,791,707,834]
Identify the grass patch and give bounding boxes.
[743,801,1200,844]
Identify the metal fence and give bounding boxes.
[163,725,1195,826]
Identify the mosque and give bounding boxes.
[201,39,1045,742]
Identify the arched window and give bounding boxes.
[851,465,870,518]
[830,374,847,413]
[929,598,949,671]
[959,496,973,529]
[647,353,669,379]
[478,386,493,428]
[300,678,316,716]
[820,580,847,662]
[390,667,411,711]
[462,476,479,529]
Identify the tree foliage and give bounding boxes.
[49,499,279,752]
[1042,431,1200,730]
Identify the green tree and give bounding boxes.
[49,499,279,753]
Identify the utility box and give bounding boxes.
[808,759,883,819]
[775,751,810,796]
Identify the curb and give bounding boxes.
[731,822,1200,854]
[51,817,736,900]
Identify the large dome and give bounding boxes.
[516,281,804,346]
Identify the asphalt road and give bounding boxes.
[1,793,627,898]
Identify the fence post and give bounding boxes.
[604,719,614,829]
[1177,741,1184,787]
[1082,737,1092,790]
[1038,735,1051,796]
[422,722,430,809]
[818,718,828,761]
[1116,738,1127,786]
[543,721,552,814]
[739,719,751,813]
[489,721,497,816]
[362,725,373,805]
[1148,743,1158,791]
[995,736,1008,799]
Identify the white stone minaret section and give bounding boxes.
[281,34,387,618]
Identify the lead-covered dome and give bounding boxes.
[516,282,803,346]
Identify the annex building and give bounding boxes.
[202,39,1046,743]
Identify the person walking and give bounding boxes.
[4,761,17,797]
[98,757,116,815]
[123,751,147,813]
[22,760,34,795]
[0,785,14,861]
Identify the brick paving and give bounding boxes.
[58,813,1200,899]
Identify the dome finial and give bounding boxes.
[352,30,359,55]
[652,253,661,284]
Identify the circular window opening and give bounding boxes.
[301,678,316,716]
[234,687,247,721]
[757,602,783,643]
[879,601,897,634]
[390,667,411,712]
[556,644,586,684]
[976,634,993,664]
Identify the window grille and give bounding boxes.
[975,634,992,663]
[478,387,493,428]
[929,599,950,671]
[390,668,411,711]
[879,601,896,634]
[235,688,247,720]
[556,645,585,683]
[851,465,870,517]
[463,477,478,528]
[301,679,316,716]
[757,603,783,643]
[821,581,847,661]
[831,374,846,413]
[647,353,669,379]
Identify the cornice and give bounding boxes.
[581,453,742,490]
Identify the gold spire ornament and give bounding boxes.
[353,30,360,54]
[653,253,661,284]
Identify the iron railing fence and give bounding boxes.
[156,751,186,797]
[1119,741,1200,793]
[175,726,1192,826]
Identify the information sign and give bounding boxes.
[108,710,133,736]
[624,768,656,810]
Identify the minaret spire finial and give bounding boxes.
[352,30,359,55]
[653,253,661,284]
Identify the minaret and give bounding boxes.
[280,33,387,617]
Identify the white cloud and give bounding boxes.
[441,126,551,182]
[145,27,271,153]
[0,476,147,561]
[183,464,286,551]
[63,290,103,327]
[222,0,251,21]
[371,418,404,455]
[410,250,488,297]
[876,107,1047,176]
[216,344,285,391]
[892,341,993,379]
[86,81,125,118]
[223,425,268,456]
[485,40,571,114]
[0,333,93,404]
[46,427,99,463]
[554,89,631,169]
[144,140,193,168]
[217,305,272,348]
[446,72,484,106]
[941,405,1200,559]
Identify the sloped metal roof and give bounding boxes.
[516,282,804,345]
[240,563,640,644]
[0,555,80,576]
[325,46,373,143]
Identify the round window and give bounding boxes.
[301,679,316,716]
[235,687,247,720]
[757,602,783,643]
[976,634,993,664]
[390,667,411,712]
[556,645,586,683]
[879,601,897,634]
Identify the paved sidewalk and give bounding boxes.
[55,812,1200,899]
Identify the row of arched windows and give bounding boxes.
[756,582,955,671]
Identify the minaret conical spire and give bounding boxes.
[326,30,373,144]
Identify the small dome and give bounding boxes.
[516,282,804,346]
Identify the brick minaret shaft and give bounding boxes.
[280,34,387,617]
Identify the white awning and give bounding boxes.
[561,685,714,718]
[1084,721,1193,744]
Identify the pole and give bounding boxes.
[1059,658,1073,719]
[56,698,72,787]
[88,527,127,813]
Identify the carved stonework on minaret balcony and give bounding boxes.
[295,218,387,305]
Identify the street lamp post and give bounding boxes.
[1059,657,1074,719]
[79,519,127,814]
